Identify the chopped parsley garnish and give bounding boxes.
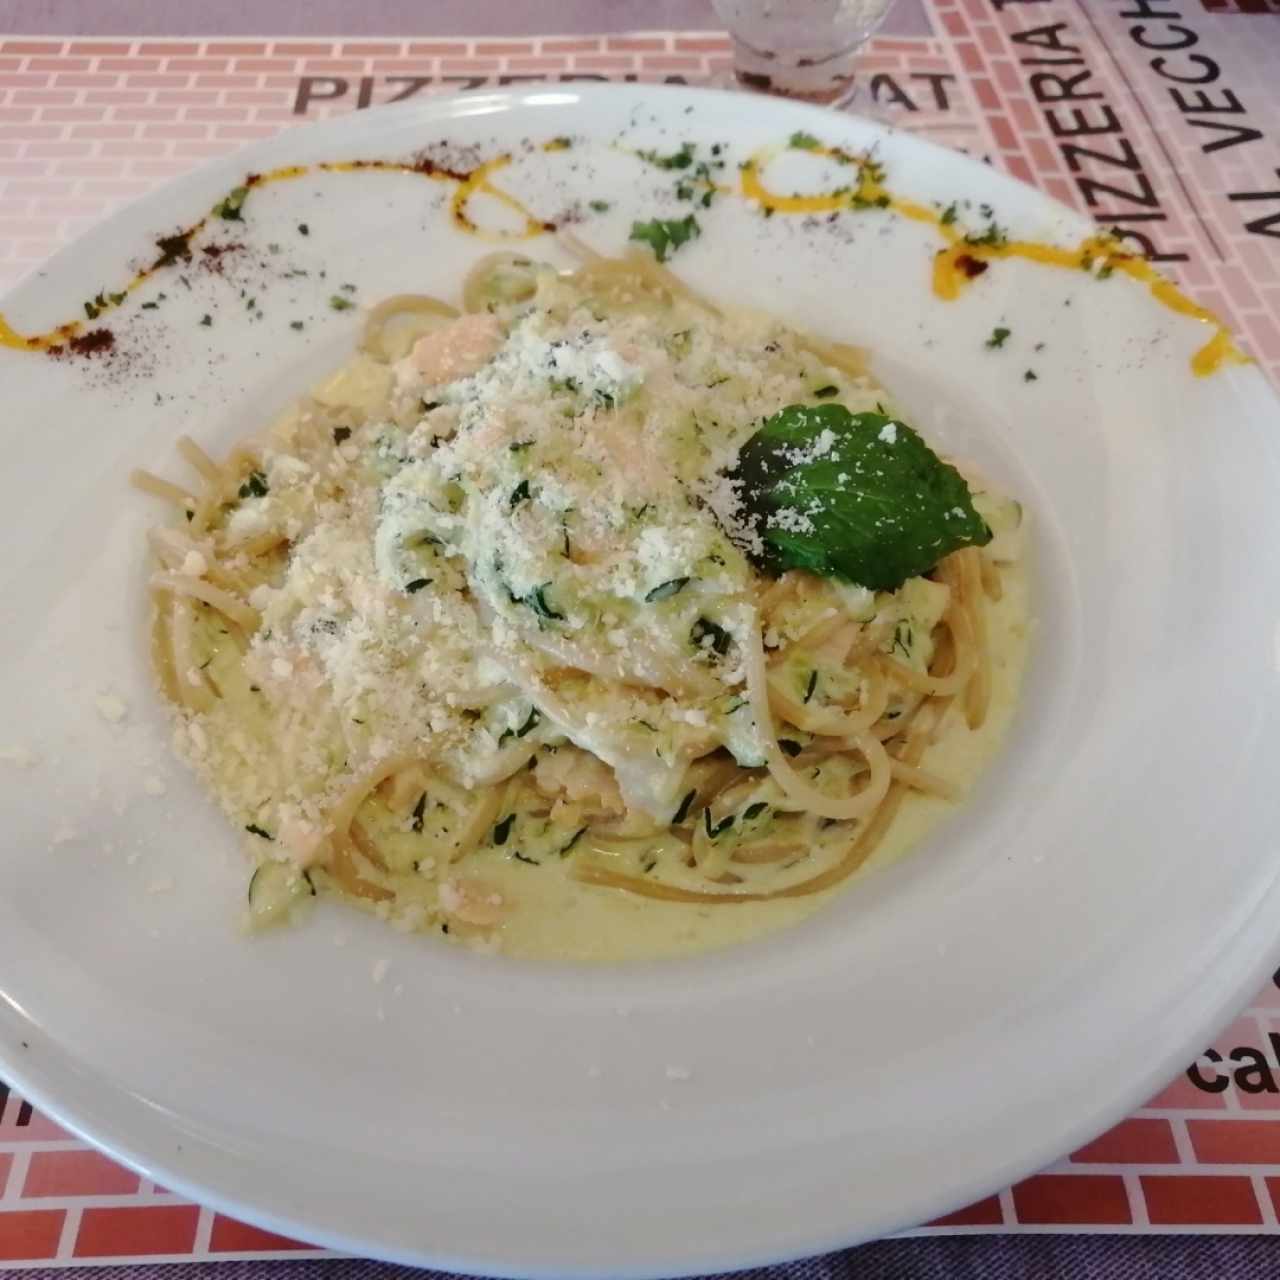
[84,299,99,319]
[213,185,249,221]
[559,826,588,856]
[245,823,273,840]
[332,426,351,444]
[672,789,697,825]
[340,282,357,293]
[141,300,158,310]
[404,577,432,593]
[812,385,838,399]
[742,801,769,822]
[509,479,531,508]
[199,314,212,327]
[512,583,565,623]
[329,294,354,311]
[803,670,819,704]
[298,222,310,236]
[729,403,990,592]
[789,131,822,150]
[238,471,269,500]
[289,320,304,330]
[940,201,958,226]
[645,576,690,603]
[492,814,516,846]
[964,221,1008,248]
[703,809,735,839]
[638,141,694,170]
[691,616,732,657]
[1024,369,1038,382]
[502,707,542,743]
[411,792,426,833]
[589,198,611,213]
[509,440,532,452]
[629,214,701,263]
[986,327,1011,349]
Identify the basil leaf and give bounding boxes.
[730,403,990,591]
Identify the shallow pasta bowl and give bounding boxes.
[2,84,1280,1276]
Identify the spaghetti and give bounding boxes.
[134,247,1028,959]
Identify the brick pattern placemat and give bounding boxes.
[2,4,1280,1264]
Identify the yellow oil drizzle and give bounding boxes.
[0,152,547,354]
[741,142,1248,378]
[1,135,1250,377]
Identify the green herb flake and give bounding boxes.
[213,185,249,221]
[638,141,694,170]
[691,616,732,657]
[803,670,819,704]
[199,314,212,327]
[404,577,432,594]
[672,789,697,825]
[492,814,516,846]
[411,792,426,833]
[778,739,803,758]
[329,294,354,311]
[515,707,541,739]
[628,214,701,264]
[986,327,1011,350]
[812,384,839,399]
[559,826,588,857]
[703,808,735,839]
[509,479,531,508]
[589,199,611,213]
[729,403,991,592]
[964,221,1008,248]
[332,426,351,444]
[1024,369,1038,382]
[245,823,273,840]
[645,576,690,603]
[742,801,769,822]
[237,471,269,500]
[940,201,958,226]
[297,222,310,236]
[789,130,822,150]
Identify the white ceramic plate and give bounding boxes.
[3,85,1280,1276]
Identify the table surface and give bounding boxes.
[2,0,1280,1275]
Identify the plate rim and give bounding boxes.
[3,81,1280,1275]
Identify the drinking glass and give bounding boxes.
[711,0,899,105]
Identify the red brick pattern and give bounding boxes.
[1011,1174,1132,1226]
[0,1211,64,1263]
[1070,1119,1180,1166]
[74,1205,201,1257]
[3,14,1280,1262]
[1143,1175,1263,1226]
[23,1150,139,1197]
[208,1214,313,1252]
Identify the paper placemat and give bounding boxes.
[2,2,1280,1264]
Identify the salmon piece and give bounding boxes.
[410,313,504,384]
